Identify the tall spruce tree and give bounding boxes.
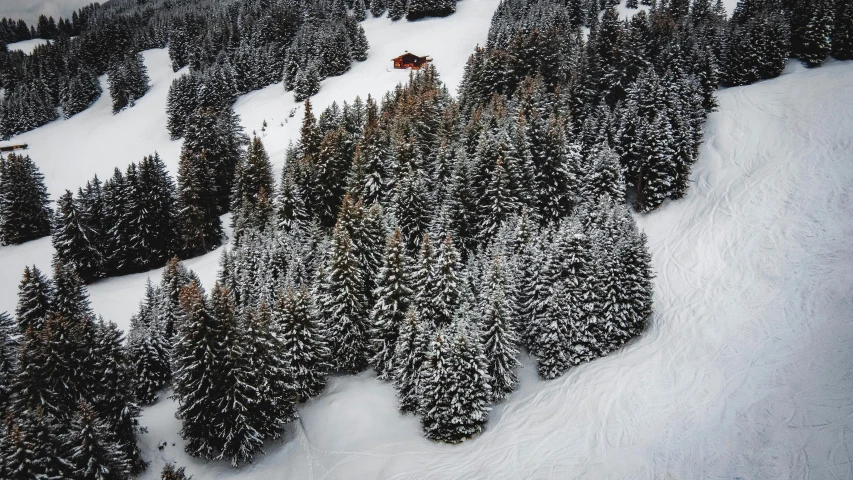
[370,229,412,379]
[419,311,490,443]
[15,266,52,333]
[318,225,369,373]
[277,286,330,402]
[0,153,52,245]
[177,149,223,255]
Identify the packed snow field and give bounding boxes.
[1,1,852,478]
[130,60,853,479]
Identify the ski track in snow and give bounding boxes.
[0,0,851,476]
[134,61,853,479]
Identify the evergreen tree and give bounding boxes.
[63,402,131,480]
[370,0,388,17]
[388,0,407,20]
[173,282,223,459]
[51,259,94,324]
[15,266,52,332]
[52,190,103,281]
[419,312,490,443]
[210,285,263,467]
[833,0,853,60]
[161,463,190,480]
[318,226,369,373]
[294,62,321,101]
[277,286,329,402]
[0,154,52,245]
[0,312,16,413]
[479,257,520,402]
[177,149,223,255]
[792,0,833,68]
[406,0,456,21]
[127,281,171,404]
[370,229,412,379]
[231,137,275,240]
[62,69,102,119]
[392,308,430,413]
[107,53,150,114]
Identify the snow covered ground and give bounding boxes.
[134,61,853,479]
[4,38,50,55]
[1,0,852,477]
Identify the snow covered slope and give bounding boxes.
[0,0,501,331]
[5,38,50,55]
[135,61,853,479]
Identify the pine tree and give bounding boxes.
[479,257,520,401]
[370,0,387,17]
[231,137,275,240]
[107,52,150,114]
[90,319,145,473]
[833,0,853,60]
[1,408,71,479]
[243,303,296,441]
[392,308,430,413]
[388,0,407,20]
[793,0,833,68]
[161,463,190,480]
[370,229,412,379]
[15,265,52,332]
[319,225,369,373]
[177,149,223,255]
[0,153,52,245]
[277,286,329,402]
[0,312,16,413]
[62,69,101,118]
[210,285,264,467]
[63,401,131,480]
[52,190,103,281]
[294,62,321,101]
[128,281,171,404]
[419,311,490,443]
[407,0,456,21]
[173,282,223,459]
[51,259,94,324]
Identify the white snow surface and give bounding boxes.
[133,59,853,479]
[4,38,50,55]
[0,0,851,476]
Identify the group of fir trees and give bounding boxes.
[0,260,145,478]
[51,110,250,283]
[1,0,370,140]
[151,65,653,447]
[51,153,184,281]
[0,154,52,245]
[107,52,151,113]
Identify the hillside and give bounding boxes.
[130,60,853,479]
[0,0,501,333]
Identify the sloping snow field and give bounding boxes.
[4,38,50,55]
[1,1,852,477]
[131,60,853,479]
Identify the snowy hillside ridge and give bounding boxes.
[4,38,49,55]
[136,57,853,480]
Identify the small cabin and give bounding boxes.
[392,52,432,70]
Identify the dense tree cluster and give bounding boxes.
[129,59,652,452]
[1,0,370,140]
[0,261,145,478]
[0,154,52,245]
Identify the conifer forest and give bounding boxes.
[0,0,851,477]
